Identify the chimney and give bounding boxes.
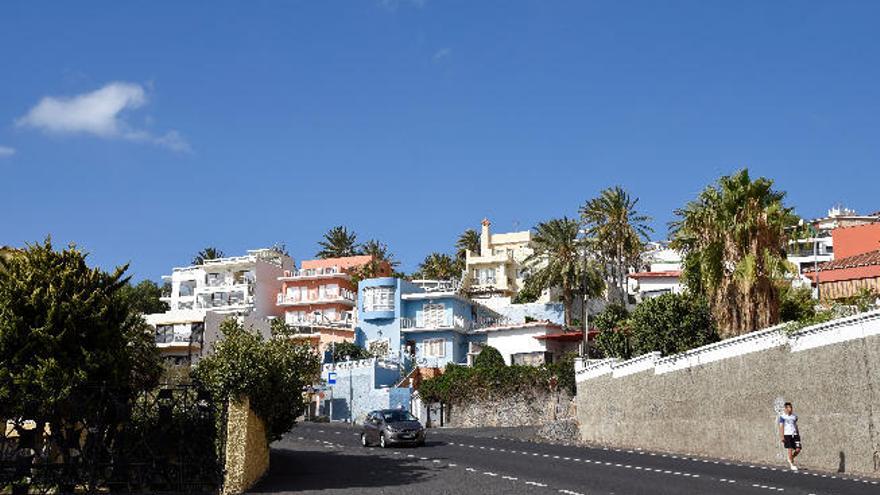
[481,218,491,256]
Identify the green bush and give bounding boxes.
[779,285,816,323]
[595,328,633,359]
[592,303,633,359]
[0,239,161,425]
[629,293,718,356]
[330,341,372,362]
[192,318,321,441]
[473,345,505,369]
[593,303,629,331]
[418,348,573,404]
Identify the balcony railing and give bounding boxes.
[155,331,203,345]
[400,314,508,331]
[410,279,462,293]
[279,267,348,279]
[276,289,356,305]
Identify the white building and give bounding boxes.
[145,248,294,364]
[462,218,553,302]
[627,242,684,302]
[468,321,579,366]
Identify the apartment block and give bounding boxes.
[145,248,293,364]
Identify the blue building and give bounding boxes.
[356,278,503,369]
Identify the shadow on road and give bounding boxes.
[249,445,436,493]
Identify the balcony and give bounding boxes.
[196,291,254,310]
[278,267,350,281]
[400,314,507,332]
[276,288,356,306]
[155,330,203,348]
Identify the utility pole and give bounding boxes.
[348,356,353,424]
[813,232,821,301]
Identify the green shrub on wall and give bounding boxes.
[593,303,633,359]
[628,293,718,356]
[418,346,575,405]
[193,318,321,441]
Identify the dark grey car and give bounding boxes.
[360,409,425,448]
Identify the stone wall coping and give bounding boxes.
[788,308,880,353]
[576,308,880,383]
[574,358,617,380]
[611,352,661,378]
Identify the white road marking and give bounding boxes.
[502,475,518,480]
[525,481,548,487]
[483,472,497,476]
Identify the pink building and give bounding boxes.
[277,255,391,355]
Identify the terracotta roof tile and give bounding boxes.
[812,249,880,272]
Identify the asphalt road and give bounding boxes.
[249,422,879,495]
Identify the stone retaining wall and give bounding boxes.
[575,310,880,477]
[223,396,270,495]
[445,390,572,428]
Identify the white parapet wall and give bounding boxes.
[576,309,880,383]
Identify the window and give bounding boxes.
[422,303,445,328]
[155,325,174,343]
[178,280,196,297]
[423,338,446,358]
[363,286,395,312]
[511,351,549,366]
[206,272,224,287]
[474,268,496,285]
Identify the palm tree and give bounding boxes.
[456,229,481,260]
[192,247,224,265]
[358,239,400,278]
[454,229,481,274]
[416,253,459,280]
[521,218,605,327]
[316,226,360,259]
[580,186,653,304]
[669,169,795,337]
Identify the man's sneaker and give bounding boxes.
[789,464,798,471]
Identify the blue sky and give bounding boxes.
[2,1,879,281]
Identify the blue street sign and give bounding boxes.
[327,372,337,385]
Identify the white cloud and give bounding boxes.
[433,48,451,62]
[16,82,189,152]
[0,146,14,158]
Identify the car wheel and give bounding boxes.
[360,433,369,447]
[379,433,388,448]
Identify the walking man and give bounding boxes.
[778,402,802,470]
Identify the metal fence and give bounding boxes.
[1,385,227,494]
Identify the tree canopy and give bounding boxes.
[521,217,604,326]
[316,226,360,259]
[192,318,321,441]
[415,252,459,280]
[670,169,796,337]
[192,247,225,265]
[581,186,653,304]
[0,239,161,423]
[117,279,169,315]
